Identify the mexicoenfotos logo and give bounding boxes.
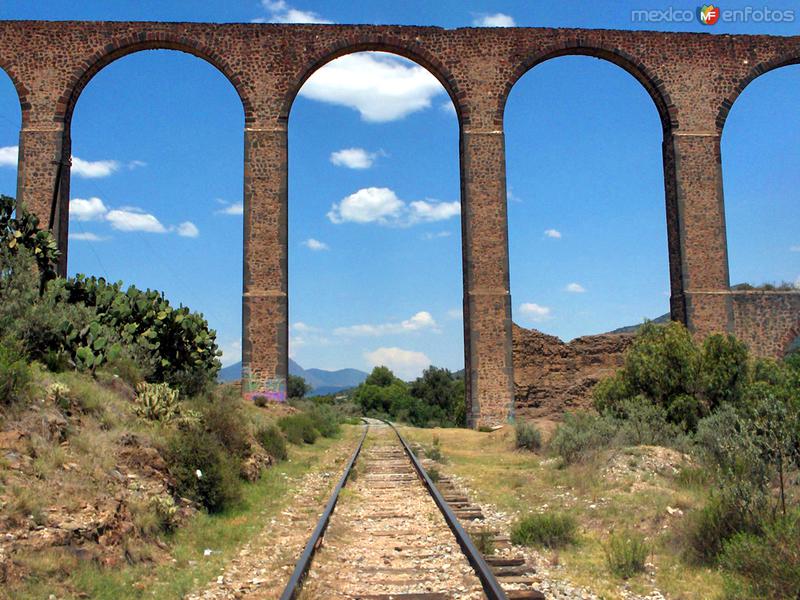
[632,5,795,23]
[698,5,721,25]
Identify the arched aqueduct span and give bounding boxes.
[3,20,799,426]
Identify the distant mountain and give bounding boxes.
[608,313,671,334]
[218,358,368,396]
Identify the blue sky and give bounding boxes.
[0,1,797,379]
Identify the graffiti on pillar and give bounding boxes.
[242,366,286,403]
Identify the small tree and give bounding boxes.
[365,365,395,387]
[287,374,312,400]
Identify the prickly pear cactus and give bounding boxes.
[134,382,180,421]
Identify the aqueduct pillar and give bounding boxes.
[666,130,733,337]
[460,122,515,428]
[242,123,289,401]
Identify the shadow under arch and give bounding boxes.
[500,43,677,133]
[280,40,465,125]
[58,37,251,128]
[716,55,800,133]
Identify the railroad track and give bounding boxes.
[279,419,544,600]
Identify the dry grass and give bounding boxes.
[399,424,725,600]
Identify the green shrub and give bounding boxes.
[307,403,341,438]
[201,396,252,459]
[510,512,578,549]
[719,512,800,600]
[604,531,649,579]
[593,372,631,417]
[253,395,268,408]
[164,428,241,513]
[256,425,288,462]
[278,414,319,445]
[614,397,683,447]
[0,342,31,405]
[426,466,441,483]
[514,420,542,451]
[550,412,616,464]
[699,334,749,411]
[624,321,700,409]
[684,492,765,564]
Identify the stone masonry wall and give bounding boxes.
[512,324,634,420]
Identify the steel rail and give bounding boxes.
[278,421,369,600]
[384,419,509,600]
[279,418,507,600]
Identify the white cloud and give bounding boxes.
[300,52,445,122]
[334,311,439,337]
[409,200,460,223]
[328,187,405,225]
[215,200,244,216]
[328,187,459,227]
[128,160,147,170]
[0,147,121,179]
[289,323,331,358]
[302,238,329,251]
[219,339,241,368]
[565,282,586,293]
[106,208,167,233]
[423,231,452,240]
[446,308,463,320]
[330,147,379,169]
[507,187,523,203]
[519,302,552,322]
[795,276,800,289]
[176,221,199,238]
[69,197,108,222]
[0,145,18,167]
[472,12,516,27]
[69,232,108,242]
[71,156,119,178]
[260,0,332,23]
[544,228,562,239]
[364,347,431,380]
[791,245,800,252]
[440,100,457,115]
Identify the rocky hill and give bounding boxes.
[512,324,634,419]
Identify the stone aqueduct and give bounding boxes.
[1,20,799,426]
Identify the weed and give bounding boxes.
[515,420,542,451]
[473,530,495,555]
[511,512,578,549]
[604,530,649,579]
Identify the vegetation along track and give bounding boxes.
[279,419,543,600]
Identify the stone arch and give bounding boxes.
[58,35,252,127]
[781,321,800,357]
[0,60,29,125]
[716,55,800,132]
[280,38,465,125]
[500,42,677,133]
